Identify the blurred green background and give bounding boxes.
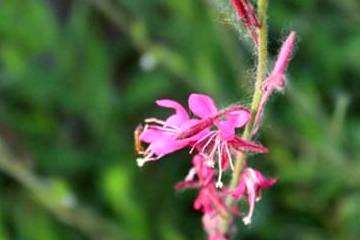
[0,0,359,239]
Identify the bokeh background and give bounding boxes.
[0,0,359,239]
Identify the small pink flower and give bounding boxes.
[175,154,215,189]
[137,94,247,167]
[271,32,297,79]
[188,94,267,188]
[231,168,276,225]
[230,0,260,44]
[253,32,297,135]
[176,155,228,216]
[137,99,201,166]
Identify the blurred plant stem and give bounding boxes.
[84,0,129,32]
[221,0,269,234]
[0,139,125,240]
[84,0,190,80]
[330,94,350,141]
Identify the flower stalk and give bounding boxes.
[243,0,269,140]
[221,0,269,233]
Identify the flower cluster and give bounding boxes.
[137,93,266,187]
[135,29,296,239]
[136,93,274,238]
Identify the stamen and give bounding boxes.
[206,159,215,168]
[216,140,223,189]
[185,167,197,181]
[243,216,252,225]
[148,125,178,133]
[206,134,218,160]
[189,131,215,154]
[145,118,167,125]
[248,168,259,184]
[224,142,234,170]
[143,147,152,155]
[136,151,160,167]
[242,176,256,225]
[145,118,180,130]
[136,157,152,167]
[201,132,217,155]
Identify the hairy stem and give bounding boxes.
[221,0,269,234]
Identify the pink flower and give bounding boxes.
[187,94,267,188]
[194,184,227,215]
[253,32,297,135]
[230,0,260,44]
[176,155,228,217]
[137,99,201,166]
[231,168,276,225]
[137,94,248,167]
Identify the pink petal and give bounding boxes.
[242,168,276,224]
[254,170,277,188]
[176,118,213,140]
[217,120,236,140]
[175,180,198,190]
[188,93,218,119]
[156,99,189,126]
[230,136,268,153]
[149,136,187,156]
[225,109,250,128]
[139,127,165,143]
[192,155,215,185]
[242,174,256,225]
[194,189,212,212]
[216,109,250,140]
[231,181,246,199]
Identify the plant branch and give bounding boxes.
[221,0,269,234]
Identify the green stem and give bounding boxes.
[221,0,269,234]
[0,139,126,240]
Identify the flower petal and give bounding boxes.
[217,120,236,140]
[225,109,250,128]
[254,169,277,188]
[139,127,165,143]
[176,118,212,140]
[188,93,218,118]
[192,154,215,185]
[216,109,250,140]
[194,189,212,212]
[149,136,188,156]
[230,136,268,153]
[234,168,276,225]
[156,99,189,126]
[242,174,256,225]
[175,180,198,190]
[231,181,246,199]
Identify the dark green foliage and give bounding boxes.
[0,0,359,239]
